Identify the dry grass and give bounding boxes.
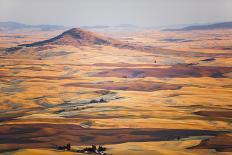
[0,28,232,154]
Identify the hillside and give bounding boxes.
[19,28,122,47]
[5,27,232,59]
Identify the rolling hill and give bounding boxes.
[5,27,232,59]
[19,28,122,47]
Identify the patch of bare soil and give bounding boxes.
[189,133,232,152]
[93,65,232,78]
[194,110,232,119]
[64,80,182,92]
[0,123,227,152]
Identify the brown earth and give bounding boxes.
[194,110,232,119]
[0,123,227,152]
[190,133,232,152]
[93,65,232,78]
[64,80,182,92]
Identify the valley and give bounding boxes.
[0,26,232,155]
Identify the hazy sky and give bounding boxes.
[0,0,231,27]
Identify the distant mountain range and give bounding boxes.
[81,24,138,29]
[0,21,66,31]
[0,21,141,32]
[2,21,232,32]
[81,25,110,29]
[163,22,232,31]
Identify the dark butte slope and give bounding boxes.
[20,28,121,47]
[15,27,174,55]
[14,27,168,54]
[5,28,173,55]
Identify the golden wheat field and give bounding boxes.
[0,26,232,155]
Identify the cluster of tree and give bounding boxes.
[56,144,108,154]
[57,143,71,151]
[90,98,107,103]
[77,145,107,154]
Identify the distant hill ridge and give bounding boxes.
[163,22,232,31]
[0,21,138,32]
[0,21,65,31]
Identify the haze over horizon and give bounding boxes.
[0,0,232,27]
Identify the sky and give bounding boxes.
[0,0,232,27]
